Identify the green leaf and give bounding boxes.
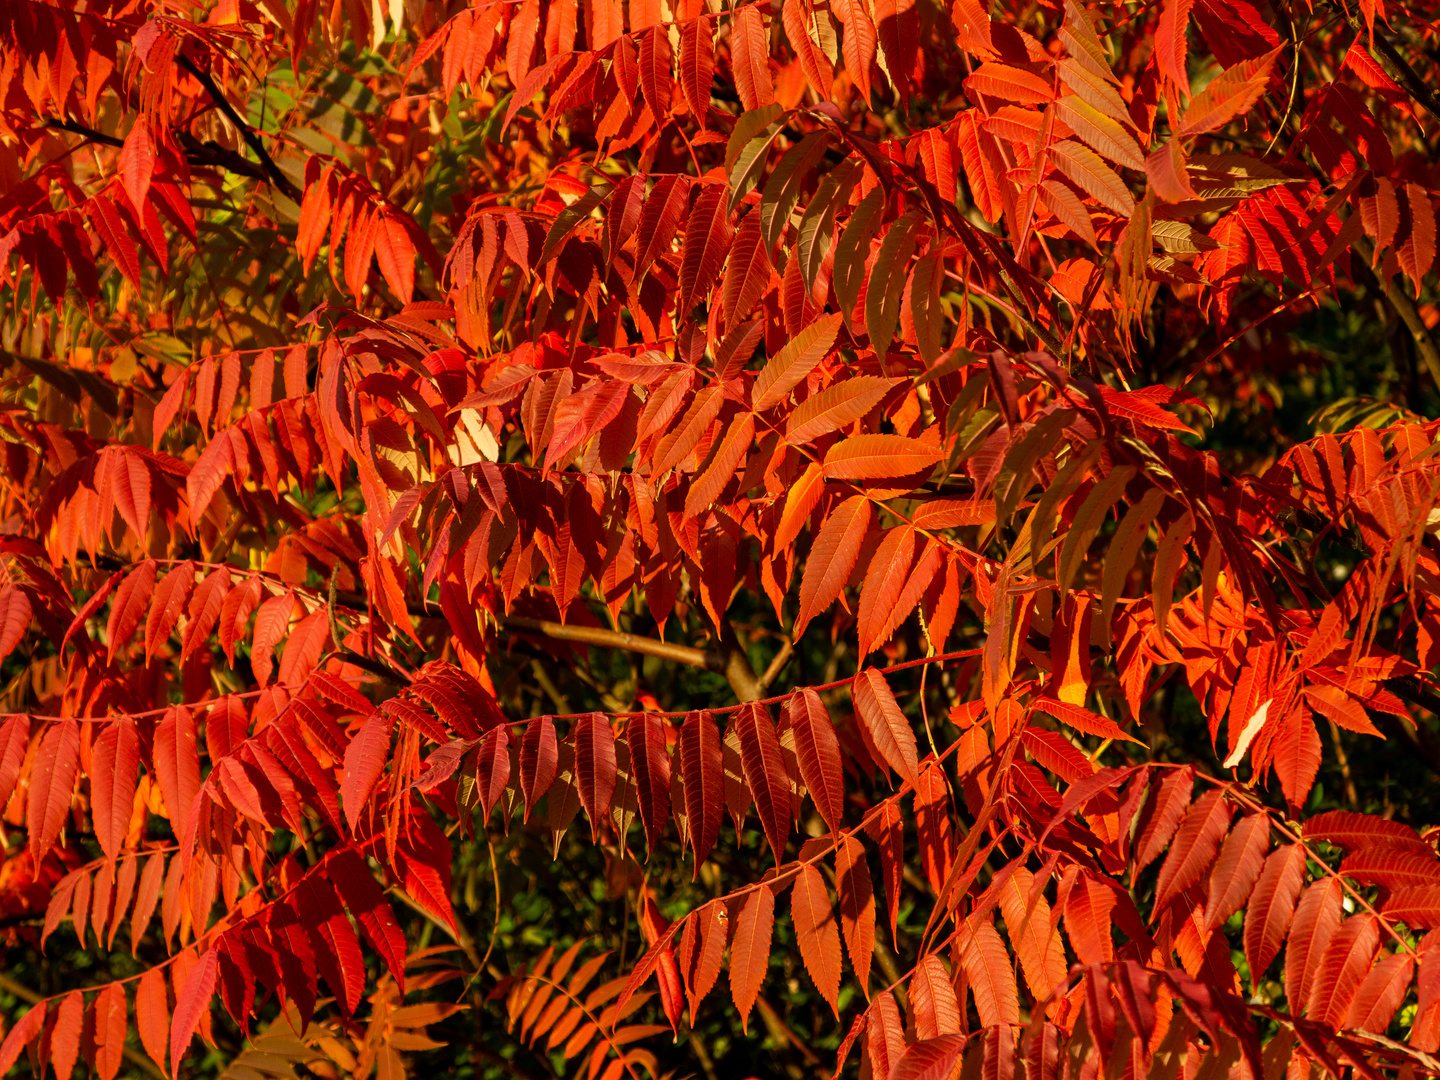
[864,211,921,359]
[759,132,830,255]
[834,187,885,333]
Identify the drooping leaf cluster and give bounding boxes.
[2,0,1440,1077]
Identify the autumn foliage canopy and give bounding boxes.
[4,0,1440,1076]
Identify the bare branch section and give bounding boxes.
[48,57,299,201]
[502,615,765,702]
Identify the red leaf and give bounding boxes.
[638,25,674,120]
[1304,684,1382,737]
[92,983,128,1080]
[956,111,1006,223]
[474,724,511,821]
[874,0,918,100]
[753,313,843,412]
[680,899,728,1018]
[131,853,167,957]
[63,571,121,654]
[1204,812,1269,932]
[910,953,962,1039]
[296,878,366,1016]
[91,196,143,288]
[121,123,155,215]
[683,412,754,519]
[276,608,331,686]
[1399,183,1436,296]
[823,434,945,480]
[0,587,31,664]
[866,989,905,1078]
[414,739,470,793]
[731,5,774,111]
[1341,847,1440,889]
[1155,0,1193,88]
[396,814,457,934]
[858,527,917,658]
[785,375,899,445]
[0,1001,46,1078]
[1304,809,1425,852]
[249,591,295,687]
[181,566,229,663]
[1152,787,1231,912]
[965,62,1054,103]
[836,834,875,995]
[0,714,30,811]
[1271,707,1321,811]
[795,495,872,637]
[135,966,169,1072]
[784,0,834,99]
[91,719,140,862]
[832,0,877,102]
[185,428,239,524]
[957,917,1020,1026]
[680,710,724,871]
[50,990,82,1080]
[677,184,734,316]
[1381,885,1440,929]
[852,668,920,790]
[154,707,200,834]
[729,883,775,1033]
[633,176,690,287]
[628,712,672,858]
[170,946,218,1073]
[520,715,558,822]
[27,716,80,865]
[1063,874,1116,965]
[1134,767,1192,871]
[1032,697,1143,744]
[721,211,773,328]
[893,1034,968,1080]
[679,17,715,124]
[219,577,263,664]
[787,688,844,833]
[734,703,791,864]
[1344,952,1413,1033]
[790,862,841,1015]
[106,560,157,664]
[1285,879,1343,1016]
[1175,47,1282,136]
[1048,139,1134,217]
[374,213,416,304]
[1308,915,1380,1025]
[573,713,618,843]
[341,711,393,832]
[327,849,408,990]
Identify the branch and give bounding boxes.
[502,615,768,702]
[1325,2,1440,122]
[46,119,276,188]
[175,55,302,202]
[1369,29,1440,122]
[45,118,122,148]
[1352,239,1440,394]
[501,616,722,673]
[758,637,794,691]
[717,621,764,702]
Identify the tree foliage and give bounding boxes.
[2,0,1440,1077]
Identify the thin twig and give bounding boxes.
[1352,239,1440,394]
[503,616,724,673]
